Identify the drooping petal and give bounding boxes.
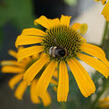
[67,58,96,97]
[30,80,40,104]
[102,0,107,5]
[102,1,109,21]
[2,66,24,73]
[1,60,24,68]
[15,81,28,100]
[23,53,50,85]
[99,103,109,108]
[81,43,109,67]
[53,70,58,78]
[21,28,46,36]
[57,61,69,102]
[17,46,44,62]
[35,61,57,97]
[72,23,88,35]
[50,79,58,86]
[8,50,17,59]
[8,74,23,89]
[41,91,51,107]
[60,15,71,26]
[34,16,55,29]
[95,0,107,5]
[15,35,43,48]
[99,98,109,108]
[79,24,88,35]
[78,53,109,78]
[72,23,81,31]
[99,98,109,103]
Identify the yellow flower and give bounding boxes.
[95,0,109,21]
[99,97,109,108]
[15,15,109,102]
[1,49,57,106]
[95,0,107,5]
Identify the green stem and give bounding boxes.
[91,21,109,109]
[101,21,109,46]
[0,27,3,49]
[61,103,67,109]
[91,79,109,109]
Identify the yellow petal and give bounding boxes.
[34,16,54,29]
[30,80,40,104]
[81,43,109,67]
[8,50,17,59]
[1,60,24,68]
[17,46,44,62]
[102,1,109,21]
[72,23,88,34]
[23,53,50,85]
[32,54,39,59]
[72,23,81,31]
[78,53,109,78]
[49,18,60,27]
[8,74,23,89]
[41,91,51,107]
[15,81,28,100]
[60,15,71,26]
[94,0,107,5]
[35,61,57,97]
[80,24,88,35]
[94,0,99,2]
[21,28,46,36]
[99,98,109,108]
[1,66,24,73]
[102,0,107,5]
[57,61,69,102]
[50,79,58,86]
[67,58,96,97]
[99,98,109,103]
[99,103,109,108]
[53,70,58,78]
[15,35,43,48]
[19,58,31,68]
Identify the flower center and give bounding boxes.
[42,25,83,61]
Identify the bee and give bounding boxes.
[49,46,67,58]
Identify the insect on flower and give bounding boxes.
[15,15,109,102]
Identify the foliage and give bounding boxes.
[64,0,77,6]
[0,0,34,29]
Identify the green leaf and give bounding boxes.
[0,0,35,29]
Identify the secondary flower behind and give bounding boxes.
[15,15,109,102]
[99,97,109,108]
[95,0,109,21]
[1,49,57,106]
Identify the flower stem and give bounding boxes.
[101,21,109,46]
[61,103,67,109]
[91,79,109,109]
[91,21,109,109]
[0,27,3,49]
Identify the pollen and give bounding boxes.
[42,25,84,60]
